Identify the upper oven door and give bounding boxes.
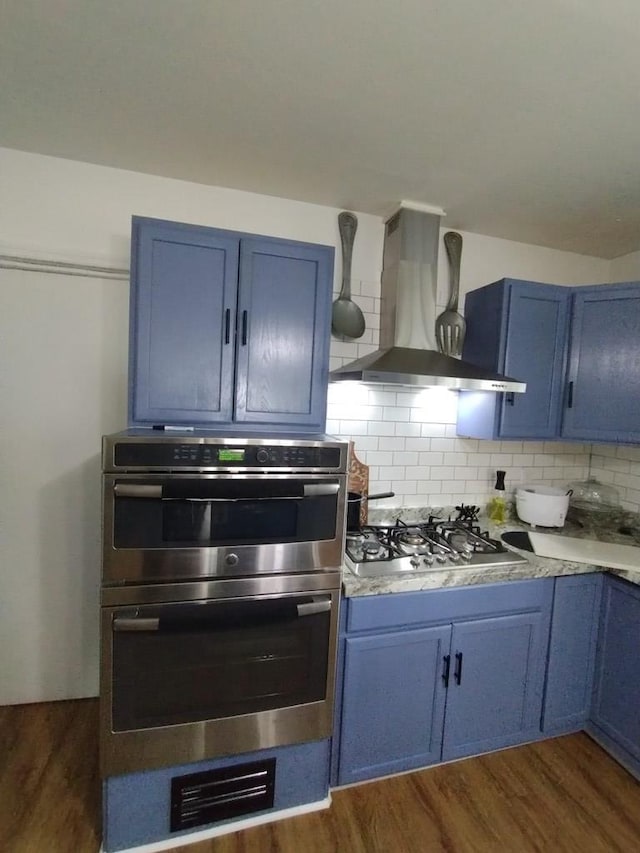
[103,473,347,585]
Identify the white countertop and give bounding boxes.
[341,514,640,597]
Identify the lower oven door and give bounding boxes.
[100,587,340,777]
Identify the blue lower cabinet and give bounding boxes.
[338,626,451,784]
[102,739,330,852]
[588,576,640,775]
[335,580,554,785]
[542,574,603,735]
[442,610,550,761]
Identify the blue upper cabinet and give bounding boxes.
[458,278,640,444]
[234,237,333,428]
[129,217,334,432]
[562,283,640,443]
[457,279,570,440]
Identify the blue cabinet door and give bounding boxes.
[590,576,640,763]
[562,283,640,443]
[337,625,451,785]
[457,279,570,440]
[442,611,548,761]
[542,574,603,735]
[129,218,239,426]
[129,218,333,431]
[234,237,333,429]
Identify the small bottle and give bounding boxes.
[488,470,507,524]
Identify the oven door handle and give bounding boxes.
[113,484,163,498]
[296,598,332,617]
[112,596,333,634]
[113,617,160,632]
[113,483,340,499]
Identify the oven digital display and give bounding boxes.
[218,448,245,462]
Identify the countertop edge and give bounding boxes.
[341,518,640,596]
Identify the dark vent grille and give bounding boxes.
[170,758,276,832]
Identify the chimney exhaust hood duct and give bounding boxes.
[330,208,526,393]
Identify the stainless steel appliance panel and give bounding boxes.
[100,583,340,777]
[103,472,347,585]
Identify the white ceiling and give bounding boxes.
[2,0,640,258]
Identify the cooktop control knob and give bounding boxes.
[256,448,270,465]
[410,555,421,568]
[423,554,434,566]
[461,549,473,561]
[435,551,448,564]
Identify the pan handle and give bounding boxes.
[347,491,395,503]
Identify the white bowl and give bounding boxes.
[515,485,570,528]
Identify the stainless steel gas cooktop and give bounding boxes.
[345,505,528,578]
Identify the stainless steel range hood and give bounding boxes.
[330,208,526,393]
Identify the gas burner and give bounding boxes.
[397,529,427,547]
[362,540,384,558]
[344,515,529,578]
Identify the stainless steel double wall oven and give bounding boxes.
[100,432,348,777]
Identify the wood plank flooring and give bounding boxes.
[1,699,639,853]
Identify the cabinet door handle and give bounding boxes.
[224,308,231,345]
[454,651,463,685]
[505,392,515,406]
[241,310,248,346]
[442,654,451,688]
[567,380,574,408]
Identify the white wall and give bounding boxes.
[0,145,634,704]
[609,249,640,282]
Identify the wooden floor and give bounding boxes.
[1,700,640,853]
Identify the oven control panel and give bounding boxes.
[110,441,345,471]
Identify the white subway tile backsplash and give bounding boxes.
[421,424,448,438]
[430,438,454,451]
[392,480,418,495]
[543,467,564,480]
[502,441,523,454]
[444,452,468,465]
[472,453,492,466]
[617,445,640,462]
[392,451,419,466]
[419,452,445,466]
[366,451,394,466]
[367,389,398,406]
[396,422,422,437]
[429,466,454,480]
[512,454,535,466]
[328,384,640,512]
[378,437,406,451]
[348,436,379,452]
[338,420,369,435]
[490,453,513,467]
[625,488,640,507]
[367,421,396,436]
[614,472,640,490]
[378,465,408,479]
[455,466,477,480]
[383,406,411,421]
